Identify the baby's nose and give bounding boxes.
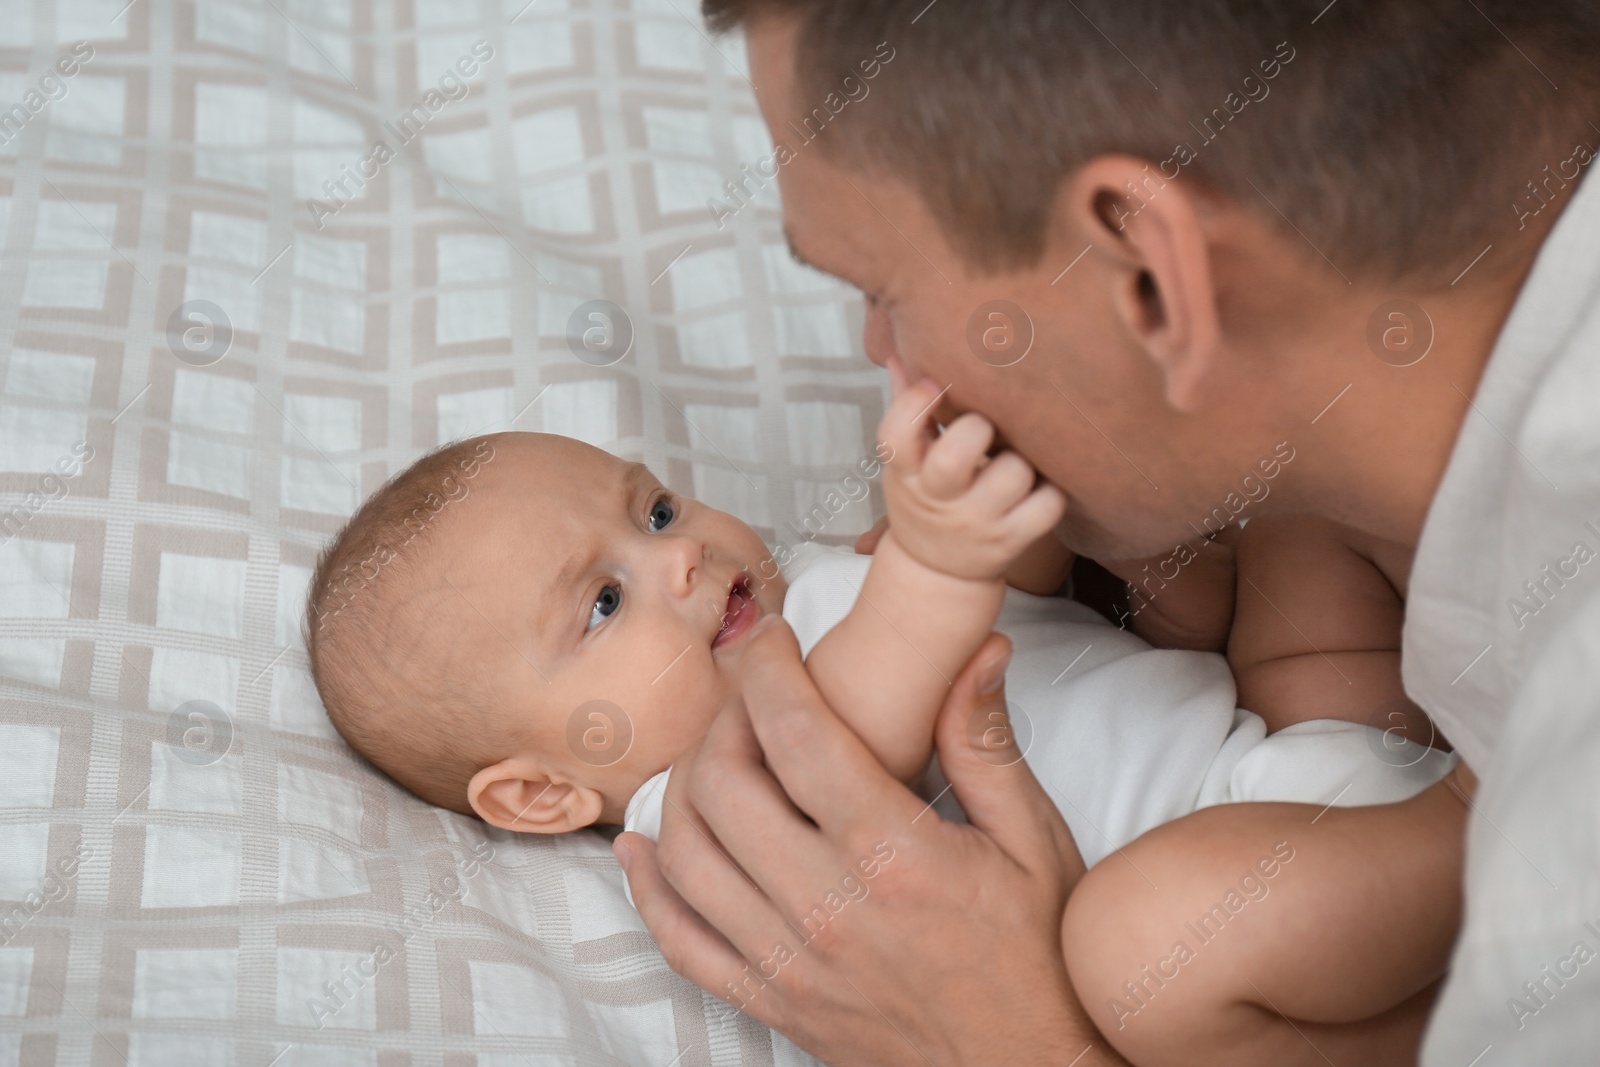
[666,536,708,593]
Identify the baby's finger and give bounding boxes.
[855,515,890,555]
[885,351,912,398]
[967,450,1039,514]
[878,378,944,470]
[1002,480,1068,544]
[920,412,995,499]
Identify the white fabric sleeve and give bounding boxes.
[780,544,873,657]
[620,768,672,910]
[1422,587,1600,1064]
[622,768,670,842]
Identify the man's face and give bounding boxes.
[745,18,1299,560]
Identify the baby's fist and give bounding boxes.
[876,379,1066,581]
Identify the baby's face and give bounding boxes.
[435,434,785,821]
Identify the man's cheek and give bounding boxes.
[982,418,1019,458]
[933,396,966,430]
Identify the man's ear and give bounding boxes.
[1061,154,1222,412]
[467,757,605,834]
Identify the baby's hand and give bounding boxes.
[876,365,1066,582]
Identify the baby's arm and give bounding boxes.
[857,516,1076,596]
[1098,530,1238,650]
[805,377,1066,783]
[1228,515,1431,741]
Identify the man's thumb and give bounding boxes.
[933,635,1025,807]
[934,633,1081,871]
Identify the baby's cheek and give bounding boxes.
[632,659,723,759]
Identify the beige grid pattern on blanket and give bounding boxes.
[0,1,886,1062]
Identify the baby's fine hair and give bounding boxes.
[305,436,498,813]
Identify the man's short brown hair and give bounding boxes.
[707,0,1600,279]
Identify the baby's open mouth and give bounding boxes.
[714,575,759,648]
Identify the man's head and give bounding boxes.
[306,433,784,831]
[713,0,1600,556]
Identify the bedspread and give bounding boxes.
[0,1,882,1063]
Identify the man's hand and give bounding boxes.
[615,616,1128,1066]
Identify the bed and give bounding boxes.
[0,1,884,1062]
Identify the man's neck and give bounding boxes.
[1280,199,1573,550]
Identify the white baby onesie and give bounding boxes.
[624,542,1454,870]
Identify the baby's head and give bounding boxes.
[306,432,785,832]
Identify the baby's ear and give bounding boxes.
[467,758,604,834]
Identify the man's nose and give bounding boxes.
[862,301,897,368]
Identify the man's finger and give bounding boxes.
[722,615,926,836]
[656,769,789,959]
[616,832,759,1008]
[669,702,840,945]
[933,633,1085,881]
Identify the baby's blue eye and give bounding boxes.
[648,498,675,532]
[587,584,621,632]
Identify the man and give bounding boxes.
[616,1,1600,1062]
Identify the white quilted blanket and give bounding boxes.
[0,2,881,1063]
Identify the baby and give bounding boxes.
[307,365,1459,1065]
